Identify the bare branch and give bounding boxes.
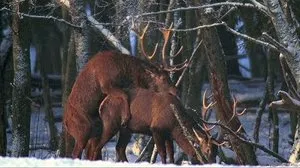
[249,0,268,12]
[270,90,300,111]
[222,23,278,51]
[170,22,224,32]
[262,32,291,57]
[0,7,81,28]
[175,40,203,87]
[136,2,269,19]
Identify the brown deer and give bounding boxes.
[63,23,187,159]
[85,88,219,164]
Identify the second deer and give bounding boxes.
[86,88,220,164]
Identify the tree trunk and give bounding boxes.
[59,32,77,157]
[196,0,258,164]
[69,0,90,71]
[11,0,31,157]
[40,69,58,150]
[262,0,300,163]
[0,14,12,155]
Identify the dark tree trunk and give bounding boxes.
[11,0,31,157]
[0,9,12,155]
[59,32,77,157]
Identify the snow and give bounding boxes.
[0,157,227,167]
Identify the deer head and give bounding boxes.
[133,22,189,96]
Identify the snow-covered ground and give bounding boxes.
[4,79,296,167]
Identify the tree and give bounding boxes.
[0,1,12,155]
[10,0,31,157]
[194,0,258,164]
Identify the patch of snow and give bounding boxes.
[0,157,229,167]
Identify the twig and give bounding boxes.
[135,138,154,163]
[0,7,81,29]
[262,32,291,57]
[170,22,224,32]
[136,2,268,19]
[222,23,278,52]
[253,83,268,144]
[175,40,202,87]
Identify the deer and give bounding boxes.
[63,23,187,159]
[85,88,221,164]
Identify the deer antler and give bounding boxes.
[135,22,158,60]
[160,23,187,72]
[202,89,216,121]
[227,96,247,125]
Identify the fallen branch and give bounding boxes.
[269,91,300,112]
[87,15,130,55]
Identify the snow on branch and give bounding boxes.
[0,7,81,28]
[87,16,130,55]
[57,0,70,8]
[270,91,300,112]
[169,21,279,53]
[136,2,269,19]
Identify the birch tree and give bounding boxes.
[262,0,300,163]
[11,0,31,157]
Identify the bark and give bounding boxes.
[264,0,300,87]
[197,0,258,164]
[69,0,90,71]
[0,14,11,155]
[40,69,58,150]
[263,0,300,162]
[266,50,278,153]
[11,0,31,157]
[59,32,76,157]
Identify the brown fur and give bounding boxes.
[63,51,177,158]
[86,88,217,164]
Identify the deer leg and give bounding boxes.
[72,138,88,159]
[166,138,174,163]
[151,129,167,164]
[100,87,130,127]
[116,129,132,162]
[85,138,102,160]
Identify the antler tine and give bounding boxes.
[193,128,210,141]
[138,22,158,60]
[227,96,247,124]
[160,23,173,67]
[235,124,243,134]
[160,23,185,72]
[211,140,227,147]
[202,89,216,120]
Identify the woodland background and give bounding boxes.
[1,0,300,166]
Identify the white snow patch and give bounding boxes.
[0,157,227,167]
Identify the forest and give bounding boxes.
[1,0,300,166]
